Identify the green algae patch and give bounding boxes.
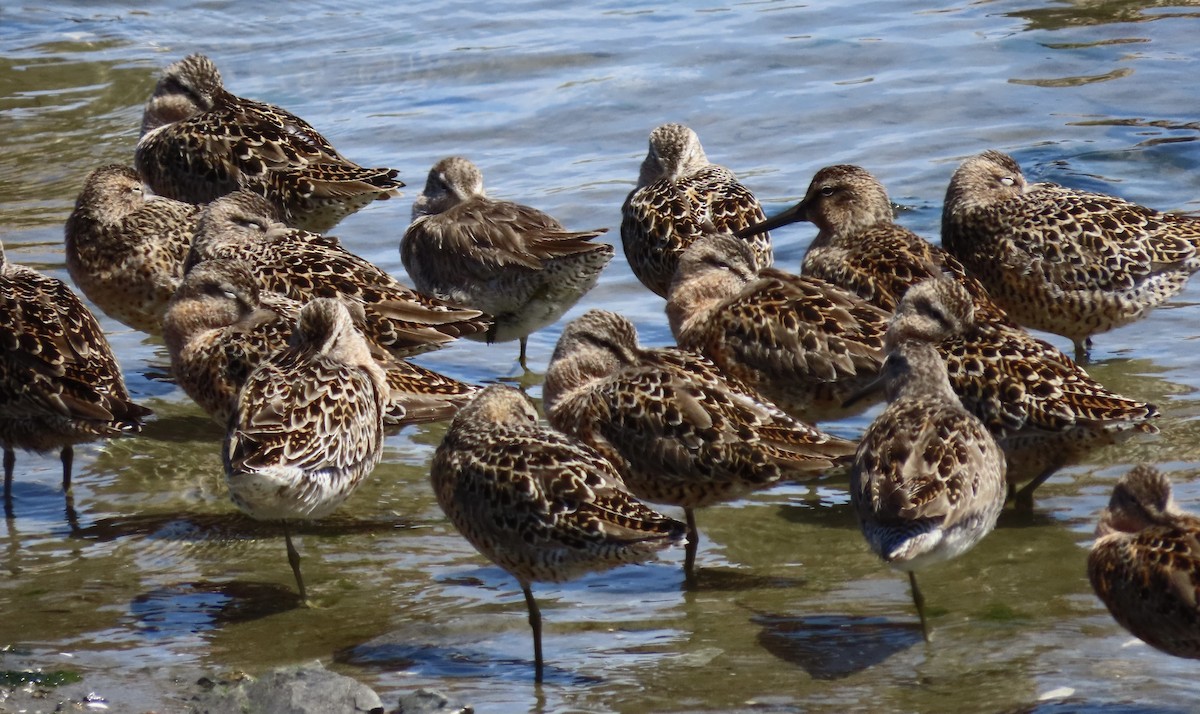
[980,603,1021,622]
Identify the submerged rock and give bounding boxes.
[394,688,473,714]
[187,661,383,714]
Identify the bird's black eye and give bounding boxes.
[820,185,836,197]
[203,281,232,299]
[914,296,951,330]
[161,75,205,106]
[161,76,186,95]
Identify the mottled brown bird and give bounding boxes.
[136,53,402,232]
[851,278,1007,641]
[164,258,476,427]
[622,123,772,297]
[543,308,855,580]
[1,239,151,513]
[65,164,202,334]
[431,384,686,682]
[187,190,490,358]
[668,230,888,421]
[1089,465,1200,659]
[942,149,1200,356]
[224,298,389,603]
[402,156,613,367]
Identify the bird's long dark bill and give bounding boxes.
[735,200,809,239]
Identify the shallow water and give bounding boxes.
[3,1,1200,712]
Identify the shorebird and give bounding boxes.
[401,156,613,367]
[667,231,888,421]
[736,163,1003,320]
[738,164,1159,506]
[942,149,1200,356]
[223,298,389,603]
[1088,464,1200,659]
[136,53,402,232]
[186,190,490,358]
[164,258,477,427]
[431,384,686,682]
[851,277,1007,641]
[543,309,855,580]
[622,123,772,297]
[0,239,151,513]
[64,164,202,334]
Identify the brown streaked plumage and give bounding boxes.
[543,308,855,580]
[186,190,490,358]
[740,163,1159,505]
[621,123,772,297]
[136,53,402,232]
[0,239,151,513]
[737,163,1005,321]
[667,231,888,421]
[431,384,686,682]
[223,298,389,603]
[401,156,614,367]
[954,321,1159,507]
[64,164,202,334]
[942,149,1200,355]
[1088,465,1200,659]
[851,278,1007,641]
[164,258,477,427]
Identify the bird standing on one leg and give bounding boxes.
[543,309,854,582]
[401,156,612,368]
[941,149,1200,358]
[431,384,686,682]
[851,277,1007,641]
[223,298,388,603]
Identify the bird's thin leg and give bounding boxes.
[1012,466,1057,509]
[684,508,699,586]
[909,571,930,643]
[1073,337,1092,363]
[64,489,80,532]
[283,522,309,605]
[4,448,14,516]
[60,445,73,493]
[523,584,544,684]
